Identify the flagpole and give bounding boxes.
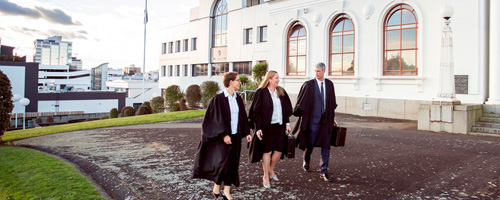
[142,0,148,103]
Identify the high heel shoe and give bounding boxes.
[221,192,232,200]
[212,192,220,199]
[270,175,279,181]
[263,177,271,189]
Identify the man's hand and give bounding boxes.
[224,135,232,144]
[256,130,263,140]
[333,119,338,126]
[286,125,292,134]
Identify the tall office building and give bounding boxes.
[33,36,72,65]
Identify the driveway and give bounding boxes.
[15,114,500,199]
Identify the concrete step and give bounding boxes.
[482,113,500,118]
[469,132,500,137]
[471,126,500,134]
[474,122,500,128]
[478,117,500,123]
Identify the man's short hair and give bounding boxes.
[315,62,326,71]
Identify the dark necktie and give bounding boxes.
[321,82,325,114]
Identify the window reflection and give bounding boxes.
[287,23,306,76]
[329,14,355,76]
[384,4,418,75]
[213,0,228,47]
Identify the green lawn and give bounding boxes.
[3,110,205,142]
[0,146,105,199]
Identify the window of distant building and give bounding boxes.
[287,22,307,76]
[191,38,197,50]
[168,42,173,53]
[168,65,173,76]
[233,62,252,75]
[212,63,229,76]
[183,39,189,52]
[383,4,418,75]
[329,14,355,76]
[245,0,261,7]
[244,28,253,44]
[161,65,166,77]
[175,41,181,53]
[176,65,180,76]
[192,64,208,77]
[184,65,189,76]
[162,43,167,54]
[213,0,228,47]
[259,26,267,43]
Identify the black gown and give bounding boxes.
[192,92,250,187]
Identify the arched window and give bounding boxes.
[384,4,418,75]
[329,14,355,76]
[287,23,306,76]
[213,0,228,47]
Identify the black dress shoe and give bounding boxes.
[320,173,332,182]
[303,162,310,171]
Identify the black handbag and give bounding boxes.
[331,126,347,147]
[286,133,296,158]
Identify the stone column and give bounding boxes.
[488,0,500,105]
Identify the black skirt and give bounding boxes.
[262,123,285,153]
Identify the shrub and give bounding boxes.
[109,108,119,118]
[0,70,13,139]
[179,98,188,111]
[121,106,135,117]
[142,101,151,109]
[151,96,164,113]
[201,81,220,108]
[185,85,202,109]
[252,62,268,83]
[239,81,259,101]
[164,85,183,112]
[46,116,54,123]
[239,74,249,85]
[35,118,43,124]
[136,105,153,115]
[101,116,110,119]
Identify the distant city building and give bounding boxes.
[0,44,26,62]
[33,36,72,65]
[70,57,83,70]
[124,64,141,76]
[38,65,91,92]
[107,79,160,109]
[91,63,123,90]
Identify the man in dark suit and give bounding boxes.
[292,62,337,182]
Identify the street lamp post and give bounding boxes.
[20,98,30,130]
[12,94,21,128]
[435,5,460,105]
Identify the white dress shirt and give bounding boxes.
[223,89,239,134]
[268,88,283,125]
[315,78,326,111]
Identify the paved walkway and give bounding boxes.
[14,114,500,199]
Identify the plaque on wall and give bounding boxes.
[455,75,468,94]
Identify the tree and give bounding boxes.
[164,85,183,112]
[136,105,153,115]
[252,62,268,83]
[185,84,202,109]
[109,108,119,118]
[201,81,220,108]
[151,96,164,113]
[120,106,135,117]
[0,70,14,140]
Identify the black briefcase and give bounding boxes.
[286,133,296,158]
[331,126,347,147]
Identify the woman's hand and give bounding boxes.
[333,119,338,126]
[223,135,232,144]
[286,125,292,134]
[246,135,252,142]
[256,130,263,140]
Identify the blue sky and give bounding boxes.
[0,0,198,71]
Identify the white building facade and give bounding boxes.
[159,0,498,121]
[33,36,73,66]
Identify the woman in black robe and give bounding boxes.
[193,72,251,200]
[248,70,293,188]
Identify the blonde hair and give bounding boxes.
[259,70,284,96]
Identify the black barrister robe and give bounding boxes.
[192,92,250,187]
[292,79,337,150]
[248,87,293,163]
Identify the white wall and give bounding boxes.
[0,65,26,113]
[38,99,118,113]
